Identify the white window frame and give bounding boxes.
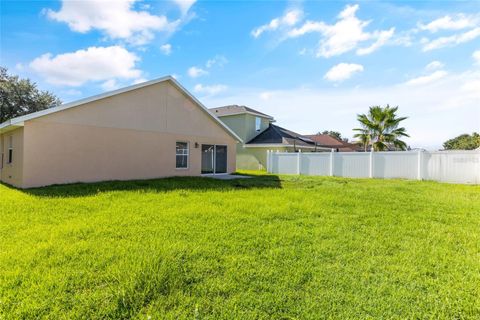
[7,136,13,164]
[255,117,261,132]
[175,141,189,169]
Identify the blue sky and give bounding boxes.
[1,0,479,149]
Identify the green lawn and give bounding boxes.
[1,173,479,319]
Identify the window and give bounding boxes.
[255,117,261,131]
[7,136,13,164]
[176,142,189,169]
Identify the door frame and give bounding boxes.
[201,144,228,175]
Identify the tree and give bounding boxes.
[443,133,480,150]
[353,105,409,151]
[316,130,348,142]
[0,67,61,123]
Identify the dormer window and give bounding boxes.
[255,117,261,132]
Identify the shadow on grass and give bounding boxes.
[14,174,282,198]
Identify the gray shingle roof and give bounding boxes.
[247,124,316,147]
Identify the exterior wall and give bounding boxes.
[217,113,270,143]
[216,114,248,142]
[236,145,284,170]
[19,81,236,188]
[237,146,318,170]
[244,114,270,143]
[0,127,24,188]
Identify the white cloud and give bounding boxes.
[203,71,480,149]
[287,4,394,57]
[160,43,172,55]
[132,78,148,85]
[206,55,228,68]
[422,27,480,51]
[425,61,444,71]
[187,66,208,78]
[172,0,196,15]
[62,89,82,96]
[188,55,228,79]
[45,0,192,45]
[260,91,274,100]
[461,79,480,93]
[405,70,448,86]
[193,84,227,96]
[356,28,395,55]
[100,79,119,91]
[29,46,141,86]
[419,14,477,33]
[251,9,302,38]
[473,50,480,65]
[324,63,364,82]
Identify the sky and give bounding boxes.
[1,0,479,149]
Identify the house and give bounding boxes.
[304,134,362,152]
[210,105,329,170]
[0,76,240,188]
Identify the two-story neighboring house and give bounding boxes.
[210,105,329,170]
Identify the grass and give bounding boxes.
[0,172,479,319]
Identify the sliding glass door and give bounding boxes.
[215,145,227,174]
[201,144,227,174]
[201,145,214,174]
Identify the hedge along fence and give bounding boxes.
[266,149,480,184]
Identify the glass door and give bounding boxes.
[215,145,227,174]
[201,144,214,174]
[201,144,228,174]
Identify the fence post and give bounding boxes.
[266,150,270,173]
[369,149,374,178]
[417,149,422,180]
[330,148,334,176]
[297,150,301,175]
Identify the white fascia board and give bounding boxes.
[0,76,243,143]
[244,144,330,150]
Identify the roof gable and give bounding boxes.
[0,77,241,142]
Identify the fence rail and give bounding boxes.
[266,150,480,184]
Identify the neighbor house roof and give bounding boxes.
[304,134,361,152]
[209,105,274,120]
[246,124,330,149]
[0,76,242,142]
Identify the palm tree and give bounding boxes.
[353,105,409,151]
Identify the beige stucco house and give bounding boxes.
[210,105,329,170]
[0,76,240,188]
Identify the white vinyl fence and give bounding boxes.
[266,150,480,184]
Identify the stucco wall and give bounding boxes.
[217,113,270,144]
[216,114,248,142]
[19,81,236,188]
[236,146,317,171]
[0,127,24,188]
[244,114,269,143]
[236,146,287,170]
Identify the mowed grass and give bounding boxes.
[1,173,479,319]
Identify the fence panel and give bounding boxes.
[373,151,418,179]
[271,152,298,174]
[333,153,370,178]
[425,151,480,184]
[300,153,330,175]
[267,150,480,184]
